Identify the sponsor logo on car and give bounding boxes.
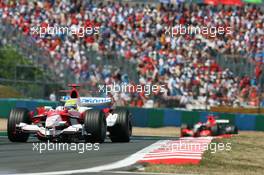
[80,98,111,104]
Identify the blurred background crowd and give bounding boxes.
[0,0,263,109]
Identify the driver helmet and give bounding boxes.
[207,114,216,125]
[64,98,78,110]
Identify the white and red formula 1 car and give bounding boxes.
[7,84,132,143]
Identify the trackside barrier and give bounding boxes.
[235,114,256,130]
[117,107,264,131]
[0,98,59,118]
[148,109,164,127]
[255,115,264,131]
[128,108,148,127]
[163,109,181,126]
[0,101,264,131]
[181,111,200,125]
[0,99,17,119]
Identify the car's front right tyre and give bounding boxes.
[84,109,106,143]
[109,109,132,142]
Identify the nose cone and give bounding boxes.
[46,115,62,128]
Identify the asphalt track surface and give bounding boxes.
[0,136,177,175]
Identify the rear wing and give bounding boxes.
[216,119,230,124]
[59,84,112,107]
[79,97,112,107]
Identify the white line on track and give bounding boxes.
[12,140,166,175]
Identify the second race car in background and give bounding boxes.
[180,115,238,137]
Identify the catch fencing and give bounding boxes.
[0,20,139,99]
[213,51,264,88]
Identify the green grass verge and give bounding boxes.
[141,132,264,175]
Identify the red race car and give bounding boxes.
[180,115,238,137]
[7,84,132,143]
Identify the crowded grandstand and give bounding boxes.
[0,0,263,109]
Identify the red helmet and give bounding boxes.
[207,115,215,120]
[207,115,216,125]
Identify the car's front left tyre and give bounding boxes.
[7,108,31,142]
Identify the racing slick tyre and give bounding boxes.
[109,109,132,142]
[84,109,106,143]
[225,125,238,134]
[7,108,31,142]
[180,124,189,137]
[180,124,193,137]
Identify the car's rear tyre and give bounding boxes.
[7,108,30,142]
[109,109,132,142]
[84,109,106,143]
[180,124,189,137]
[225,125,238,134]
[181,124,194,137]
